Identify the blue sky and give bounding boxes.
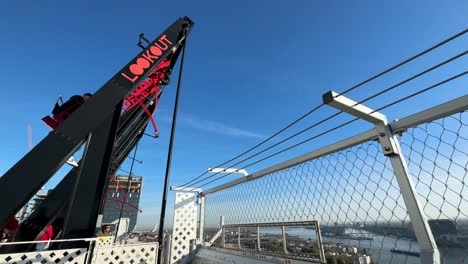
[0,1,466,230]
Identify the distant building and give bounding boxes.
[21,180,143,235]
[102,175,143,232]
[428,219,457,236]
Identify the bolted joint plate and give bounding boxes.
[323,90,399,156]
[375,123,400,157]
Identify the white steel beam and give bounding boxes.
[198,195,205,244]
[324,90,440,264]
[391,94,468,133]
[170,186,202,192]
[323,91,387,123]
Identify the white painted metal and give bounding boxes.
[220,216,225,248]
[0,237,97,246]
[204,216,224,247]
[198,195,205,244]
[208,167,249,176]
[170,186,202,192]
[170,192,198,263]
[163,235,172,264]
[325,91,388,123]
[103,218,129,241]
[315,222,326,262]
[0,237,143,264]
[238,226,241,249]
[0,237,157,264]
[115,218,129,238]
[390,94,468,133]
[223,221,321,228]
[206,228,223,247]
[195,94,467,263]
[324,90,398,156]
[324,90,440,264]
[386,143,440,263]
[92,242,158,264]
[0,248,88,264]
[237,227,241,249]
[117,218,129,238]
[256,226,261,251]
[281,226,287,254]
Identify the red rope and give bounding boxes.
[138,94,159,137]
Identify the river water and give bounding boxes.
[281,227,468,264]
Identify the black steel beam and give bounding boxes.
[60,102,122,240]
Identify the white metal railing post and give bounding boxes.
[198,194,205,244]
[220,216,225,248]
[315,222,326,262]
[281,225,287,254]
[256,226,261,251]
[238,226,241,249]
[324,91,440,264]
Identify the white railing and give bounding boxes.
[0,236,158,264]
[218,221,326,263]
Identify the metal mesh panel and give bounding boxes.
[204,141,415,264]
[401,111,468,264]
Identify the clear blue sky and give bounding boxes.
[0,1,466,229]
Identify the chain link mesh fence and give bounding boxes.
[203,111,467,264]
[401,111,468,264]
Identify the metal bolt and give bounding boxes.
[383,146,391,151]
[379,132,386,137]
